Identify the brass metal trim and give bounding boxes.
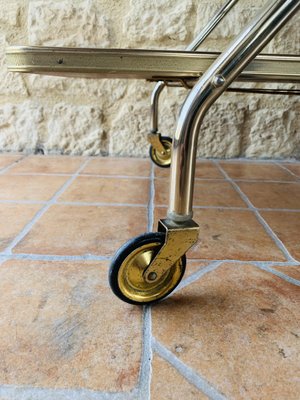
[6,47,300,83]
[144,219,199,283]
[147,133,166,154]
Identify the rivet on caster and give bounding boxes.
[109,219,199,305]
[148,132,172,168]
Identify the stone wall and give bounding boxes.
[0,0,299,158]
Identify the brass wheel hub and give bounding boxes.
[151,139,172,167]
[117,241,184,303]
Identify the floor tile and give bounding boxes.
[0,175,69,201]
[0,204,42,251]
[154,161,224,179]
[261,211,300,261]
[82,157,151,177]
[154,208,286,261]
[282,164,300,178]
[59,176,149,205]
[220,162,296,181]
[0,260,142,391]
[154,179,246,207]
[15,205,148,256]
[152,263,300,400]
[271,265,300,281]
[237,182,300,209]
[151,355,208,400]
[0,155,23,169]
[7,155,84,174]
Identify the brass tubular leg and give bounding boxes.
[168,0,300,222]
[149,0,239,138]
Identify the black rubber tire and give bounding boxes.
[149,136,172,168]
[109,232,186,305]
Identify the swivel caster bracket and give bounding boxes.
[148,132,173,168]
[148,132,166,154]
[144,218,199,283]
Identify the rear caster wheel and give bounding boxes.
[149,136,172,168]
[109,232,186,305]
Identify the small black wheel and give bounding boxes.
[109,232,186,305]
[149,136,172,168]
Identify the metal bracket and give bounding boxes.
[147,132,167,154]
[144,218,199,283]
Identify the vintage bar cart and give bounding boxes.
[6,0,300,305]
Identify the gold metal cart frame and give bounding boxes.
[6,0,300,304]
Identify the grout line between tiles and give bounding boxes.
[1,252,298,265]
[2,159,90,255]
[191,259,300,266]
[3,173,299,183]
[255,208,300,212]
[0,254,111,262]
[152,338,228,400]
[234,178,299,184]
[59,201,148,208]
[137,307,152,400]
[0,155,28,175]
[157,176,299,184]
[175,261,223,293]
[7,173,151,179]
[252,210,299,263]
[275,162,299,179]
[8,172,74,177]
[0,384,137,400]
[155,204,248,210]
[214,161,298,263]
[214,158,299,164]
[81,174,151,179]
[0,199,299,212]
[253,263,300,286]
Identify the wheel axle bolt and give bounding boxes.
[147,272,158,281]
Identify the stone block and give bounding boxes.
[26,75,127,107]
[45,103,106,155]
[0,35,28,96]
[28,0,110,47]
[0,102,44,152]
[123,0,194,47]
[195,1,265,41]
[196,97,249,158]
[0,1,20,27]
[245,108,300,158]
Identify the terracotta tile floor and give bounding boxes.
[0,154,299,400]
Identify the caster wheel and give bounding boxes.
[109,232,186,305]
[149,136,172,168]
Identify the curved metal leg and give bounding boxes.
[144,0,299,282]
[168,0,299,221]
[148,0,239,151]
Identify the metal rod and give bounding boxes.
[163,80,300,95]
[168,0,300,221]
[227,87,300,95]
[150,0,239,133]
[150,81,165,133]
[186,0,239,51]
